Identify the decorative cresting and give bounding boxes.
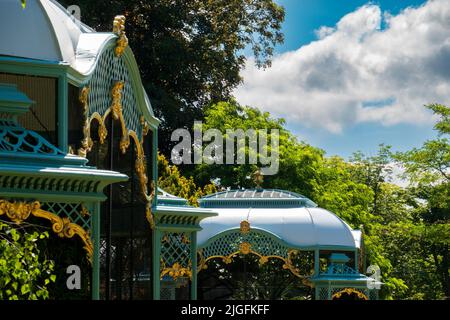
[332,288,368,300]
[160,232,192,281]
[0,200,93,262]
[79,27,155,227]
[198,229,308,279]
[113,15,128,57]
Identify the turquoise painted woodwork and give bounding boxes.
[153,190,216,300]
[0,83,127,300]
[196,188,381,300]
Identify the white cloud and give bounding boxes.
[234,0,450,133]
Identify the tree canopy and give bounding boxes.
[173,101,450,300]
[59,0,285,156]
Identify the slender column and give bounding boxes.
[355,250,359,272]
[152,128,158,205]
[314,249,320,275]
[57,75,68,153]
[153,229,162,300]
[92,202,101,300]
[190,232,198,300]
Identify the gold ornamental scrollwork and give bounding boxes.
[160,262,192,281]
[79,17,156,229]
[0,200,33,224]
[111,81,124,121]
[197,246,306,280]
[332,288,368,300]
[78,86,92,157]
[0,200,93,263]
[113,15,128,57]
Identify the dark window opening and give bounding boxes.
[87,117,154,300]
[0,73,57,146]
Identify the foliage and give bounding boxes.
[396,139,450,184]
[427,103,450,135]
[311,156,374,228]
[190,101,449,300]
[0,221,55,300]
[58,0,285,156]
[393,103,450,299]
[189,100,311,190]
[158,152,217,206]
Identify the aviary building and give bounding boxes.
[0,0,380,300]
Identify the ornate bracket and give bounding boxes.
[113,15,128,57]
[78,86,107,157]
[332,288,368,300]
[160,262,192,281]
[0,200,94,263]
[198,247,304,279]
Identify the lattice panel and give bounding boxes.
[201,230,290,260]
[40,202,91,231]
[319,287,328,300]
[160,286,175,300]
[87,47,143,140]
[369,289,378,300]
[161,232,191,268]
[325,263,359,275]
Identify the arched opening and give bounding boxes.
[199,253,313,300]
[197,229,314,300]
[87,116,153,300]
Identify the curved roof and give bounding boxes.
[198,189,361,249]
[199,188,318,208]
[157,188,189,207]
[0,0,93,64]
[0,0,159,126]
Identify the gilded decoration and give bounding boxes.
[160,262,192,281]
[240,220,250,234]
[80,204,90,217]
[0,200,93,262]
[79,77,156,229]
[197,246,304,279]
[332,288,368,300]
[78,16,156,229]
[78,87,108,157]
[113,15,128,57]
[239,242,252,255]
[252,168,264,188]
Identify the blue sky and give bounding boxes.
[276,0,427,53]
[234,0,448,159]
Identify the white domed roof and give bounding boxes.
[0,0,95,64]
[198,207,360,249]
[198,189,362,249]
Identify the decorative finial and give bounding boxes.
[240,220,250,234]
[113,15,128,57]
[252,168,263,189]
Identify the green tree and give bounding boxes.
[428,103,450,135]
[59,0,285,156]
[158,152,216,206]
[350,144,393,215]
[0,221,56,300]
[188,100,323,198]
[394,103,450,299]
